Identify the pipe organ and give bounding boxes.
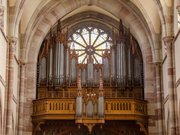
[34,21,146,135]
[37,21,143,99]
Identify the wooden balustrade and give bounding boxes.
[33,99,75,118]
[105,99,147,114]
[32,98,147,123]
[105,99,147,122]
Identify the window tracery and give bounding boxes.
[68,27,112,64]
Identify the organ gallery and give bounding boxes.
[33,14,147,135]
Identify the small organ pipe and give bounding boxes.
[37,23,144,99]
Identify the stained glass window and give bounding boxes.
[68,26,112,64]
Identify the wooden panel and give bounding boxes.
[32,98,147,123]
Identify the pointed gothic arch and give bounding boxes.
[19,1,158,134]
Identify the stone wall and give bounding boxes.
[0,27,7,135]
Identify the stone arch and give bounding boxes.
[21,0,160,62]
[13,0,162,51]
[8,0,27,36]
[153,0,167,34]
[25,0,155,97]
[154,0,174,36]
[21,0,158,134]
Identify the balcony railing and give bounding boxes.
[32,99,76,121]
[105,99,147,122]
[32,98,147,123]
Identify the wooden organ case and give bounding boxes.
[32,20,148,135]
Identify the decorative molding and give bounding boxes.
[163,95,169,105]
[173,29,180,43]
[176,78,180,88]
[8,37,18,46]
[8,37,18,53]
[162,54,167,65]
[0,75,6,87]
[14,55,20,65]
[162,36,174,49]
[13,95,17,104]
[0,28,8,43]
[0,5,4,30]
[14,55,27,66]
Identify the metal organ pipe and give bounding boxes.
[41,57,46,83]
[56,41,59,84]
[49,48,53,82]
[120,42,124,87]
[63,45,67,85]
[116,42,120,85]
[71,58,76,84]
[60,43,64,85]
[37,22,144,100]
[103,57,109,83]
[52,35,56,85]
[66,48,69,84]
[111,48,115,82]
[87,62,93,86]
[128,49,131,84]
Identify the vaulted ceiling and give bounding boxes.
[18,0,160,34]
[6,0,174,64]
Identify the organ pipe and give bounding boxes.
[37,21,144,99]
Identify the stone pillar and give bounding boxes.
[163,36,176,135]
[17,62,26,135]
[6,37,17,135]
[155,62,164,135]
[0,5,4,30]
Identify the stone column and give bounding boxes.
[155,62,164,135]
[0,5,4,30]
[17,62,26,135]
[6,37,17,135]
[163,36,176,135]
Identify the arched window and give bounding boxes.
[68,27,112,64]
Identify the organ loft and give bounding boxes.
[32,17,147,135]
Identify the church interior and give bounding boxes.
[0,0,180,135]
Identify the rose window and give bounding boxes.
[68,26,112,64]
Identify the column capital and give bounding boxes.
[162,36,174,49]
[19,60,27,66]
[8,37,18,46]
[154,62,161,66]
